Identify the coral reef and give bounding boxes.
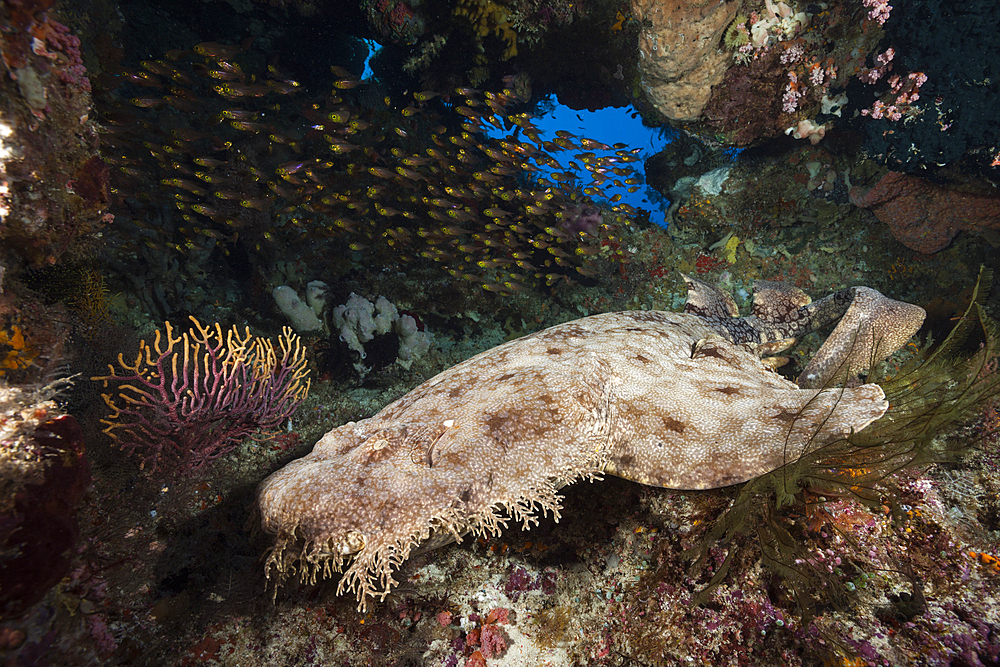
[1,2,999,666]
[701,1,879,146]
[0,1,108,268]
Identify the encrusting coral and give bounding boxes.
[0,325,36,376]
[255,274,926,610]
[850,171,1000,254]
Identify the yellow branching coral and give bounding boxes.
[455,0,518,60]
[0,326,37,375]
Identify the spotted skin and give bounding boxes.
[682,274,925,387]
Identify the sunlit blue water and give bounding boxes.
[520,99,671,218]
[362,40,672,225]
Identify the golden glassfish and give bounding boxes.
[194,42,243,59]
[333,79,365,90]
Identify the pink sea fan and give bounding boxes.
[92,317,311,473]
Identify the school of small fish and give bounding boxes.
[102,45,643,294]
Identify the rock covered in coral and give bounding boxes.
[0,384,89,619]
[328,292,432,377]
[701,58,787,145]
[0,7,108,269]
[632,0,737,121]
[850,171,1000,253]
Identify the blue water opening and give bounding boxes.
[524,98,672,224]
[363,38,673,227]
[361,39,380,80]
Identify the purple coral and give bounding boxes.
[504,565,538,600]
[92,317,311,473]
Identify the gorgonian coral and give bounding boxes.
[92,317,310,473]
